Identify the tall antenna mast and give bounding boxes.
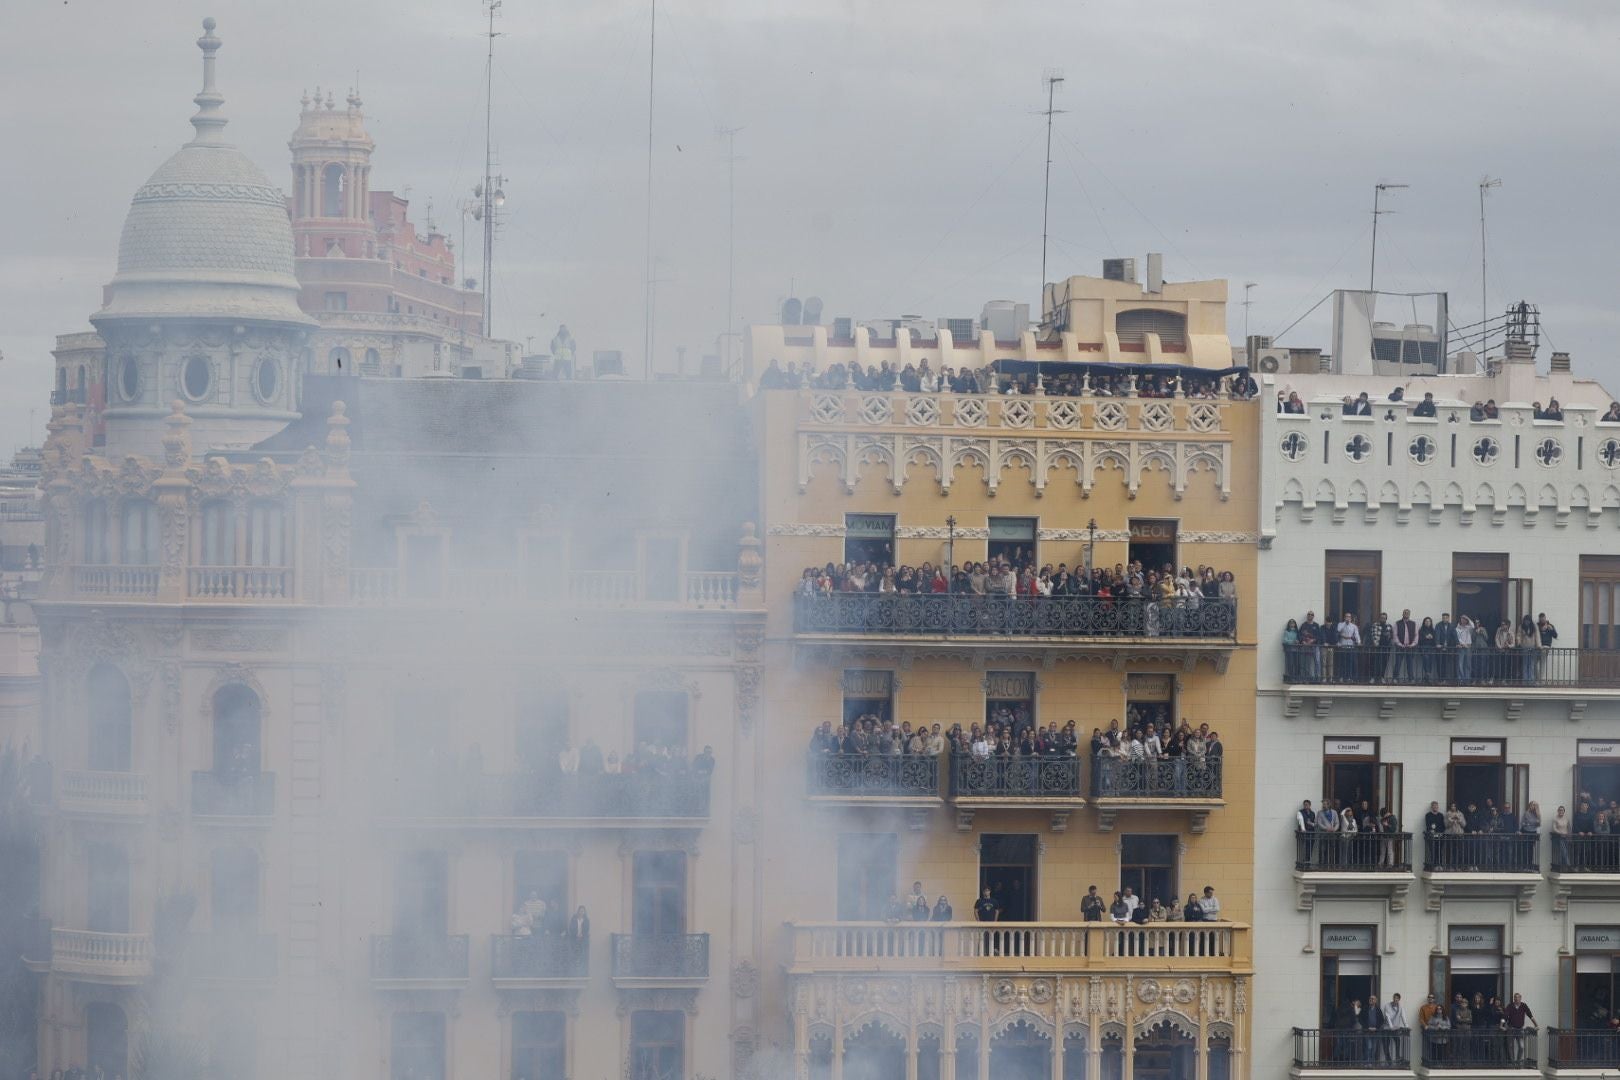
[718,125,744,378]
[1479,176,1502,339]
[480,1,506,339]
[1368,181,1408,292]
[643,0,658,379]
[1039,71,1066,305]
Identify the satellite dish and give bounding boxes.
[802,296,824,326]
[781,297,802,326]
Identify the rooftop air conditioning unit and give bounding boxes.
[1102,258,1137,283]
[593,350,625,377]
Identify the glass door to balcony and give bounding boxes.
[1320,934,1378,1028]
[632,852,686,935]
[1577,759,1620,810]
[1326,551,1380,631]
[979,834,1037,922]
[87,843,130,934]
[393,851,449,938]
[837,833,896,921]
[1120,835,1177,916]
[1580,556,1620,681]
[1569,938,1620,1030]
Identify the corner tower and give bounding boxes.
[288,87,376,258]
[92,18,315,458]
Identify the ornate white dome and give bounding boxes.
[94,18,311,326]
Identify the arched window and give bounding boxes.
[365,347,381,371]
[121,499,160,566]
[321,163,347,218]
[87,663,132,772]
[200,499,237,566]
[244,501,285,567]
[83,499,110,564]
[56,367,67,401]
[86,1002,128,1080]
[75,365,87,404]
[990,1021,1051,1080]
[844,1022,905,1080]
[213,684,262,778]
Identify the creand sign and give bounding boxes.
[1578,740,1620,761]
[1450,740,1504,760]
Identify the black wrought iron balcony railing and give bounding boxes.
[795,592,1237,639]
[1282,644,1620,688]
[370,933,471,982]
[1291,1027,1411,1070]
[191,771,275,816]
[1420,1027,1537,1069]
[609,932,709,981]
[950,754,1083,800]
[1422,832,1539,873]
[808,752,940,798]
[491,934,588,982]
[1551,834,1620,873]
[188,932,278,980]
[1548,1027,1620,1068]
[1092,757,1222,799]
[1294,832,1414,873]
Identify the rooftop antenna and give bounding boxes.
[1368,181,1408,292]
[643,0,658,379]
[479,1,507,339]
[717,125,744,377]
[1242,282,1258,350]
[1039,70,1066,305]
[1479,176,1502,342]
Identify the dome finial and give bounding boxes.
[189,17,229,145]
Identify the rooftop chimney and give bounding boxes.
[1504,337,1535,365]
[1549,351,1571,373]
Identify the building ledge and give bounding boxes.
[1091,797,1223,834]
[491,976,590,992]
[370,976,471,992]
[950,796,1084,833]
[1277,683,1616,722]
[1421,871,1542,912]
[1294,869,1415,913]
[373,815,707,830]
[1549,871,1620,912]
[1291,1069,1415,1079]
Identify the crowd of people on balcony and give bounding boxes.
[758,356,1259,399]
[1282,608,1561,686]
[869,881,1226,927]
[1423,797,1542,870]
[1295,798,1404,868]
[1277,386,1617,424]
[1418,992,1538,1067]
[547,738,716,781]
[807,710,1082,760]
[800,556,1236,606]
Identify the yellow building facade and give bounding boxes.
[747,287,1261,1078]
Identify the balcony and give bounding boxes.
[807,752,942,812]
[1548,1028,1620,1071]
[949,754,1083,832]
[1293,833,1415,913]
[187,932,278,982]
[491,934,589,990]
[370,933,471,990]
[57,770,147,817]
[71,565,159,599]
[377,769,711,826]
[50,929,153,984]
[786,922,1249,976]
[190,770,276,818]
[1418,1028,1537,1071]
[1549,835,1620,912]
[186,566,292,600]
[1422,833,1541,912]
[795,592,1235,639]
[348,567,740,610]
[609,932,709,988]
[1090,757,1223,834]
[1280,645,1620,720]
[1290,1027,1411,1073]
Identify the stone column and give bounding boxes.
[154,401,192,604]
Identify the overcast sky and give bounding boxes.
[3,0,1618,454]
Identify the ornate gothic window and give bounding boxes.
[121,500,160,566]
[87,663,133,773]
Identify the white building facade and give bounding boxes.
[1254,350,1620,1078]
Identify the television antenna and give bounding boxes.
[1479,176,1502,337]
[1368,181,1408,292]
[1039,70,1066,301]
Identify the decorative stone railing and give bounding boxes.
[51,929,153,981]
[187,566,292,600]
[58,770,147,813]
[788,922,1246,973]
[799,390,1233,434]
[72,565,160,598]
